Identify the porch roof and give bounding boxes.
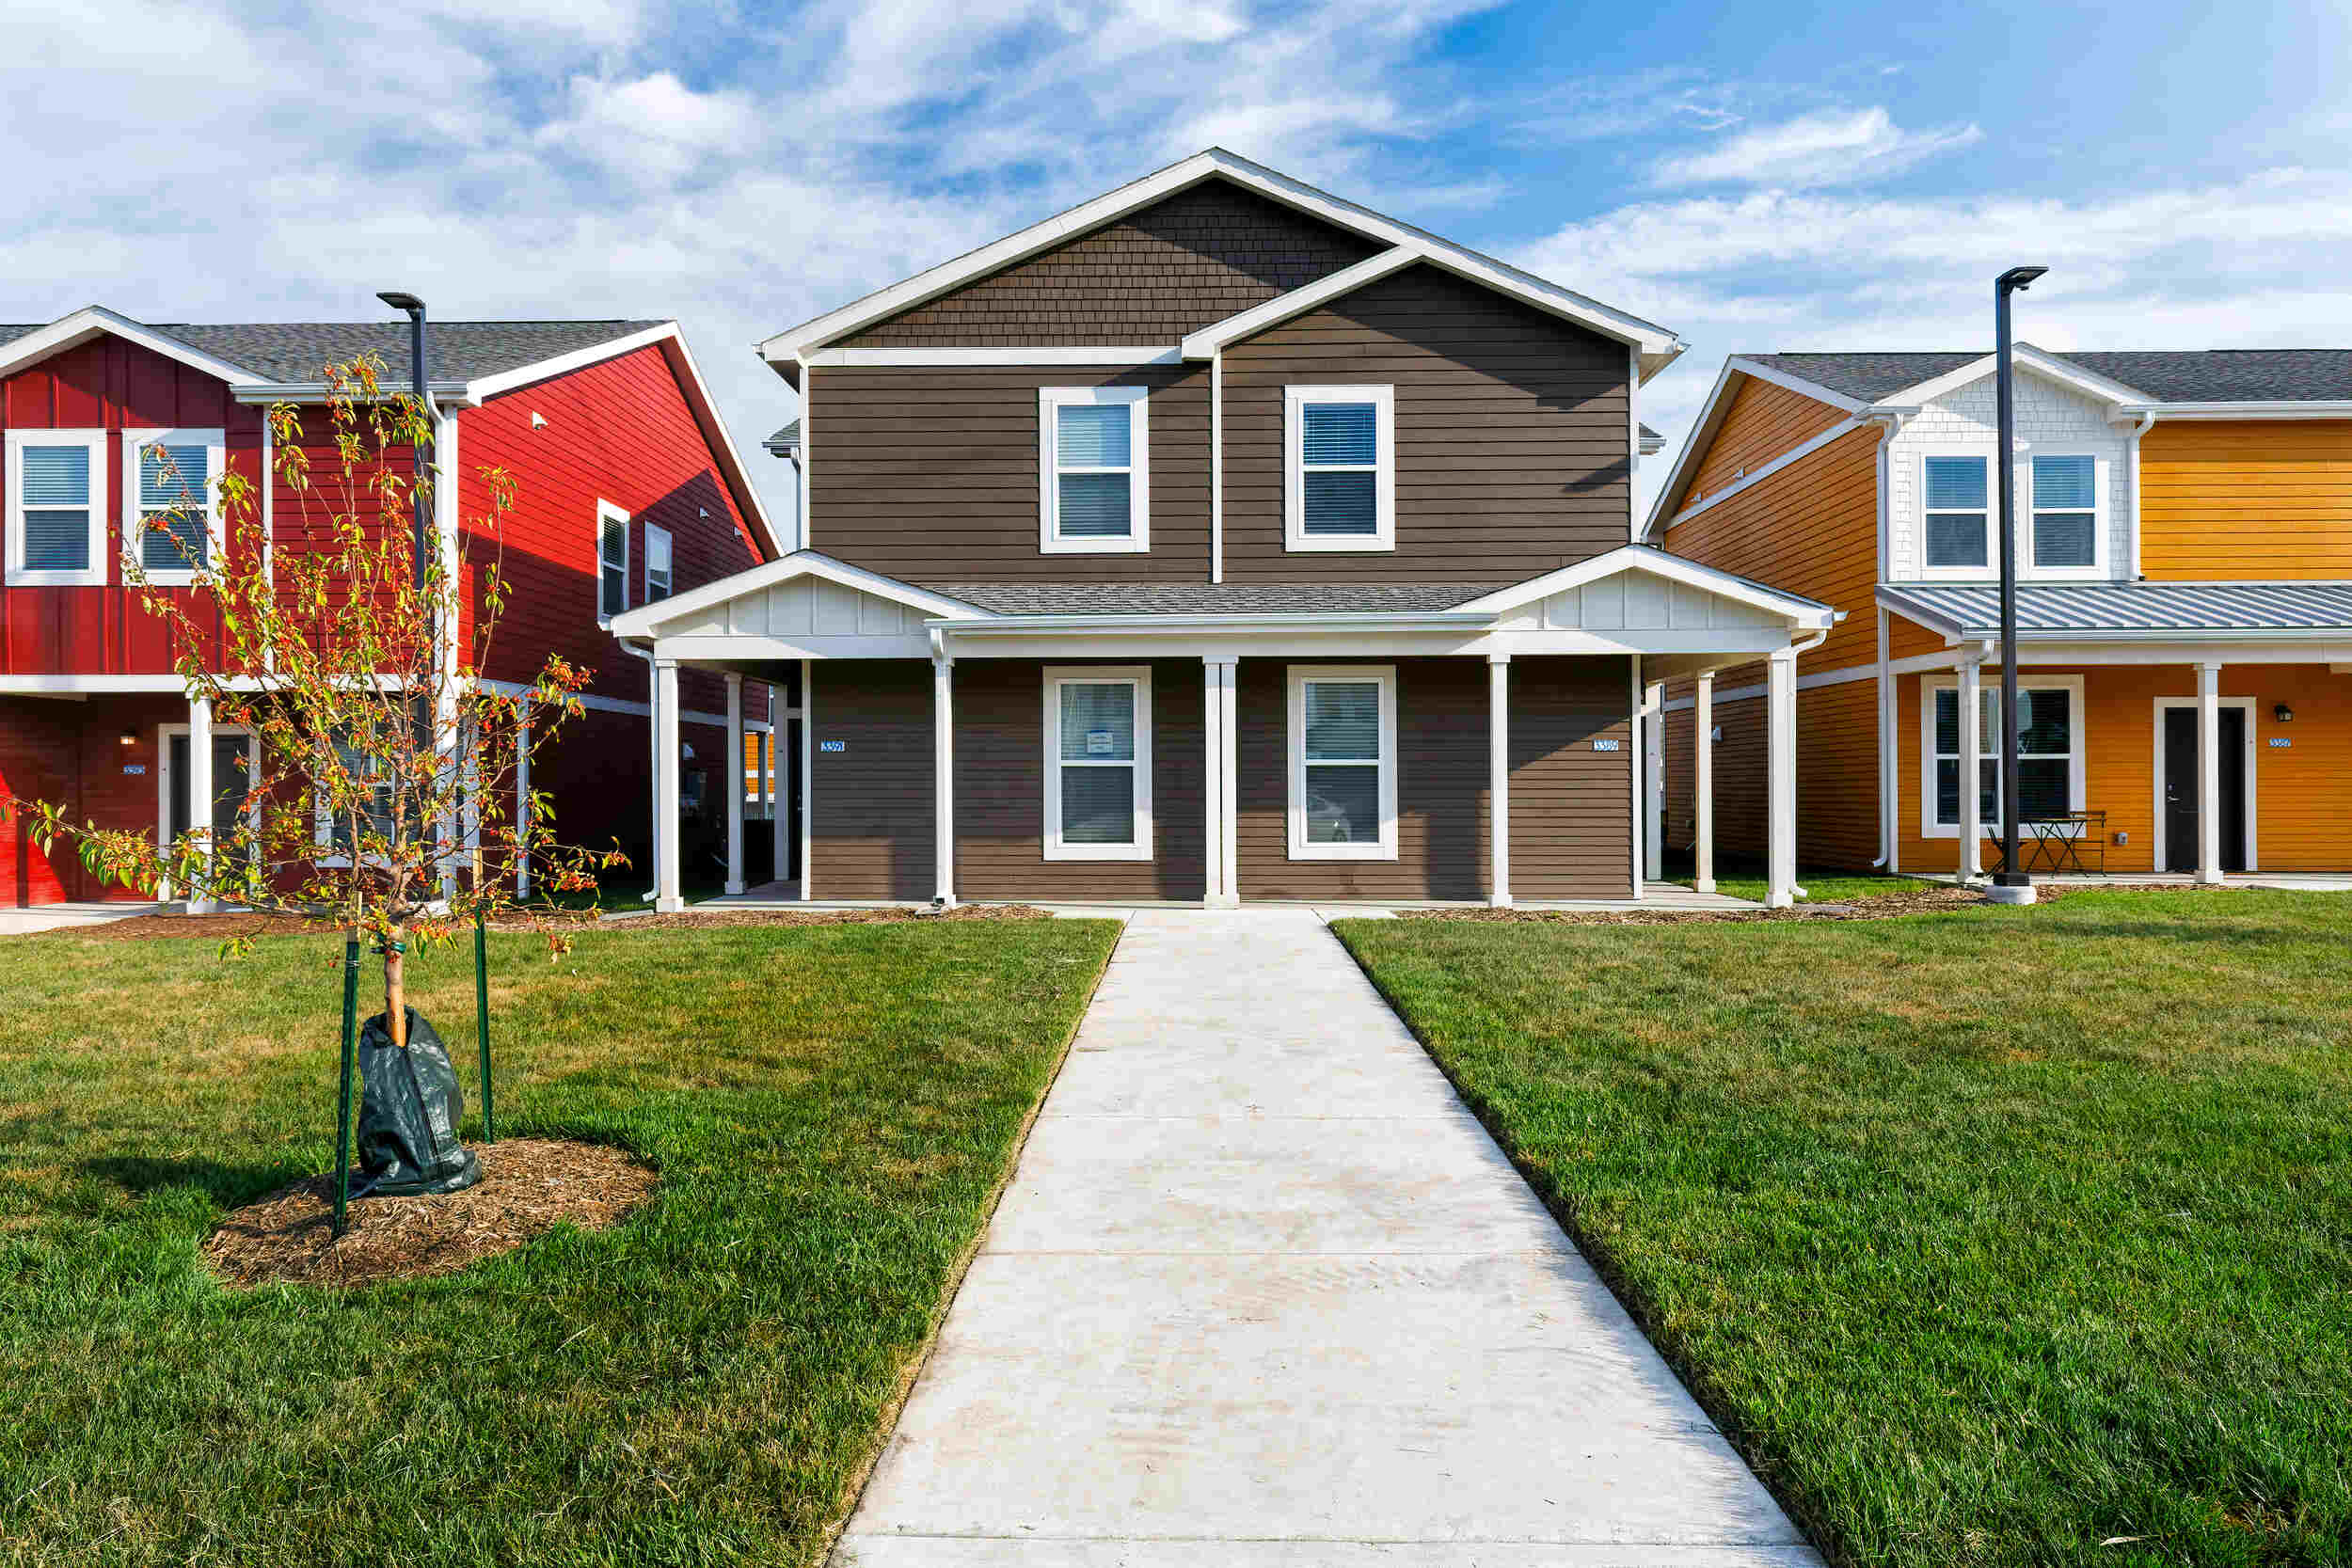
[1879,580,2352,641]
[935,582,1496,616]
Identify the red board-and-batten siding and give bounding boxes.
[0,335,263,674]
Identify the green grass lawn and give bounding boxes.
[1335,891,2352,1568]
[0,915,1119,1565]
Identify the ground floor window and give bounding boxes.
[1043,666,1152,860]
[1288,664,1397,860]
[1922,674,2083,833]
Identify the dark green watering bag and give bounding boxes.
[354,1007,482,1197]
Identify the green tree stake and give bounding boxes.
[475,910,495,1142]
[333,934,360,1237]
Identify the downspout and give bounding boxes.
[2122,411,2155,579]
[1863,408,1912,869]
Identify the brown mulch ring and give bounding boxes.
[69,912,350,942]
[203,1137,656,1290]
[607,903,1055,931]
[1396,881,2241,926]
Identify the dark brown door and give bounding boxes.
[2161,707,2247,872]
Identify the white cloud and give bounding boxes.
[1653,105,1981,189]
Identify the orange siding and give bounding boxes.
[2139,420,2352,578]
[1661,677,1881,871]
[1893,664,2351,875]
[1680,374,1849,507]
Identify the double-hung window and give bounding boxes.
[1920,453,1991,571]
[126,429,224,580]
[644,523,674,602]
[1285,385,1394,551]
[1924,676,2081,833]
[7,430,108,586]
[2029,454,2101,572]
[1043,667,1152,860]
[1039,386,1149,553]
[596,500,630,622]
[1288,665,1397,859]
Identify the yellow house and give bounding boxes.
[1645,348,2352,881]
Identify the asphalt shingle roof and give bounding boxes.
[0,317,666,386]
[936,582,1495,616]
[766,419,802,450]
[1882,580,2352,636]
[1747,348,2352,404]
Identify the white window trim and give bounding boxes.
[596,499,631,625]
[156,721,260,898]
[1038,386,1151,555]
[2151,695,2258,873]
[6,428,109,588]
[1918,673,2086,838]
[1284,385,1395,553]
[1042,665,1153,861]
[121,427,227,584]
[1916,448,1996,580]
[2026,451,2109,578]
[644,521,675,603]
[1287,663,1398,861]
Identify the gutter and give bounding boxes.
[926,610,1497,634]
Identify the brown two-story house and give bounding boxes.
[611,150,1836,910]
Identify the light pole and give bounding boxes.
[1990,264,2047,907]
[378,290,440,912]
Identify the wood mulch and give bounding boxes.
[203,1137,656,1290]
[68,903,1055,942]
[1397,881,2238,927]
[606,904,1055,932]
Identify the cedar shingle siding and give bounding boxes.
[842,182,1382,347]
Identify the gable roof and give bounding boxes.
[1745,348,2352,405]
[765,419,801,454]
[759,149,1683,378]
[606,549,991,640]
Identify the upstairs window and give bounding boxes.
[1285,386,1394,552]
[1288,665,1398,859]
[596,500,630,621]
[1043,667,1152,860]
[2030,454,2100,571]
[128,431,223,578]
[1039,386,1149,554]
[644,523,674,602]
[1921,454,1990,570]
[7,430,107,585]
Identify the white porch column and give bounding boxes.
[2198,660,2224,884]
[1957,655,1983,880]
[1765,649,1797,910]
[186,695,214,913]
[514,701,531,899]
[932,647,956,907]
[1692,671,1716,895]
[654,658,683,912]
[1202,656,1239,908]
[1642,678,1665,883]
[800,658,814,902]
[724,673,746,895]
[1487,654,1512,907]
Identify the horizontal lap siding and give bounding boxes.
[1680,374,1850,506]
[1221,265,1632,583]
[0,697,83,904]
[1508,657,1633,899]
[1,336,259,674]
[2139,420,2352,578]
[811,660,933,900]
[1236,657,1487,900]
[1796,680,1878,870]
[810,363,1210,583]
[840,181,1380,347]
[953,659,1205,900]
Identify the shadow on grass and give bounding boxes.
[76,1154,307,1210]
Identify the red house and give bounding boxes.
[0,306,783,908]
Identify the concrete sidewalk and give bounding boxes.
[834,908,1821,1567]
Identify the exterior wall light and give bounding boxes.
[119,728,137,747]
[2274,704,2294,723]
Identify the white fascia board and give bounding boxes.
[233,379,469,404]
[1642,356,1869,539]
[1448,545,1838,628]
[1722,356,1871,412]
[1650,415,1867,538]
[933,610,1492,635]
[1639,429,1665,455]
[2114,401,2352,419]
[608,550,991,638]
[933,627,1801,661]
[648,327,786,560]
[1888,346,2153,409]
[801,346,1182,368]
[0,307,268,388]
[1874,586,1968,641]
[459,322,681,402]
[760,148,1680,368]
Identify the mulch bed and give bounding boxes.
[203,1137,656,1290]
[606,904,1055,932]
[64,903,1057,942]
[1396,881,2239,927]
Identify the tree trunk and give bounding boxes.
[384,925,407,1048]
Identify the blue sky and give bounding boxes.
[7,0,2349,532]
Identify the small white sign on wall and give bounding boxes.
[2268,737,2292,748]
[819,739,846,752]
[1593,737,1622,752]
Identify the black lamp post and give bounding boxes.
[1992,264,2047,903]
[376,291,438,870]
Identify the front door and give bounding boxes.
[2161,707,2247,873]
[164,733,255,845]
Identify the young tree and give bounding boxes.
[9,356,623,1025]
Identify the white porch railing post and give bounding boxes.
[187,696,214,913]
[933,647,956,907]
[1643,677,1665,883]
[654,658,683,912]
[1202,656,1239,908]
[1766,649,1797,910]
[724,673,746,896]
[1958,655,1982,881]
[2198,660,2224,884]
[1487,654,1511,908]
[1692,671,1716,895]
